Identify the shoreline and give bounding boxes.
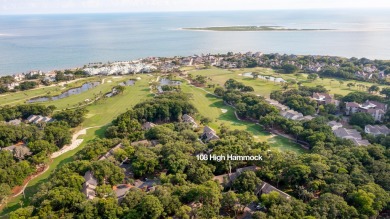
[1,51,390,78]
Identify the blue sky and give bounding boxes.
[1,0,390,14]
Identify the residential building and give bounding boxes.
[255,182,291,200]
[13,74,25,81]
[7,119,22,126]
[345,102,360,115]
[82,171,98,200]
[365,125,390,136]
[333,127,370,146]
[327,121,343,130]
[201,126,219,142]
[2,144,32,160]
[6,82,20,90]
[213,166,290,200]
[345,100,387,121]
[280,110,303,120]
[312,92,340,107]
[99,143,123,161]
[265,99,289,111]
[113,184,134,202]
[26,115,53,124]
[141,122,156,130]
[182,114,198,128]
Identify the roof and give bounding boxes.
[213,166,260,185]
[365,108,385,114]
[365,125,390,135]
[364,100,387,111]
[182,114,195,122]
[84,171,98,186]
[142,122,156,130]
[313,92,332,100]
[26,115,53,124]
[256,182,291,199]
[7,119,21,125]
[333,127,362,140]
[351,138,370,146]
[113,184,134,200]
[131,140,151,146]
[346,102,360,107]
[203,126,216,134]
[281,110,303,120]
[2,144,32,159]
[327,121,342,128]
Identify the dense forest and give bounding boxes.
[5,91,388,219]
[0,106,87,206]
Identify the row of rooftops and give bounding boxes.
[365,125,390,136]
[26,115,54,124]
[141,115,219,143]
[346,100,388,112]
[328,121,370,146]
[213,166,291,200]
[2,115,53,126]
[265,98,315,121]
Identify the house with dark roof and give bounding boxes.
[255,182,291,200]
[213,166,290,200]
[201,126,220,142]
[99,143,123,161]
[213,166,260,186]
[182,114,198,128]
[365,125,390,136]
[82,171,98,200]
[2,144,32,160]
[113,184,134,202]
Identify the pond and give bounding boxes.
[157,78,181,93]
[27,82,101,103]
[243,72,286,83]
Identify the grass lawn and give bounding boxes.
[0,127,104,216]
[0,77,100,106]
[0,76,153,216]
[1,72,307,216]
[187,67,389,97]
[181,83,305,154]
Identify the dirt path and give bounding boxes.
[9,126,100,199]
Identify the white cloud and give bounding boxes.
[0,0,389,14]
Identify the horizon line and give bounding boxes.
[1,7,390,15]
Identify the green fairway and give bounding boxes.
[186,67,388,97]
[1,72,307,216]
[0,127,104,216]
[0,76,153,216]
[181,83,305,154]
[0,77,100,106]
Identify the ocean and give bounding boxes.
[1,9,390,75]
